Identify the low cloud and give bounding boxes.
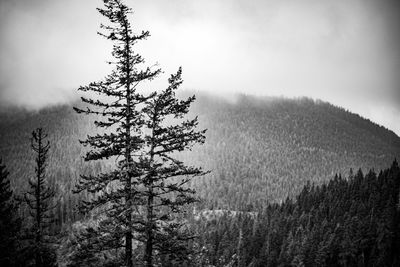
[0,0,399,134]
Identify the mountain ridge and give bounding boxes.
[0,92,399,214]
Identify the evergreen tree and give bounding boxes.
[73,0,160,266]
[0,159,21,267]
[191,160,400,266]
[24,128,56,267]
[139,68,207,266]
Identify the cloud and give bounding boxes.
[0,0,399,134]
[0,0,107,108]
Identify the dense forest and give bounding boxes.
[192,161,400,266]
[0,93,399,217]
[1,0,400,265]
[1,95,399,266]
[188,93,400,209]
[1,145,399,266]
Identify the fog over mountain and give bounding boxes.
[1,92,399,210]
[1,0,400,265]
[1,0,400,135]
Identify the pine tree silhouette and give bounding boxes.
[140,68,207,266]
[24,128,56,267]
[73,0,160,265]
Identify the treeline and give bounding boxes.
[1,93,399,218]
[3,153,399,266]
[193,160,400,266]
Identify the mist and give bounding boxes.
[0,0,399,135]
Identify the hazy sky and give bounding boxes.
[0,0,399,135]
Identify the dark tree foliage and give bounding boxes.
[0,159,21,267]
[24,128,57,267]
[72,0,207,265]
[72,0,161,266]
[194,160,400,266]
[139,68,207,266]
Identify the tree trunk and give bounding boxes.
[124,19,133,267]
[145,193,154,267]
[125,229,133,267]
[145,114,157,267]
[35,133,42,267]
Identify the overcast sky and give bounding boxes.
[0,0,399,135]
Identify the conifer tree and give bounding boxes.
[73,0,160,266]
[0,159,21,266]
[24,128,56,267]
[139,68,207,266]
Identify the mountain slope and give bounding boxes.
[0,93,399,215]
[188,93,400,208]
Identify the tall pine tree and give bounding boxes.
[73,0,160,266]
[24,128,56,267]
[140,68,207,266]
[0,159,21,267]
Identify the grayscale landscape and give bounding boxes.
[0,0,399,266]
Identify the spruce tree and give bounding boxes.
[24,128,56,267]
[73,0,160,266]
[140,68,207,266]
[0,159,21,266]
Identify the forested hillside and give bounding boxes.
[188,93,400,209]
[2,0,399,265]
[191,161,400,266]
[55,161,400,266]
[0,92,399,224]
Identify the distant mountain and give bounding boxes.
[188,93,400,209]
[0,92,399,218]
